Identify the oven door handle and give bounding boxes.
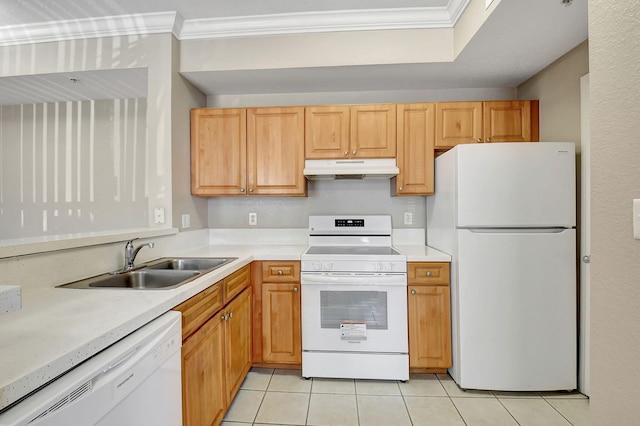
[301,273,406,286]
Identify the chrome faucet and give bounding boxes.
[118,238,155,272]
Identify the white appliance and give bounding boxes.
[0,311,182,426]
[301,215,408,381]
[427,142,577,392]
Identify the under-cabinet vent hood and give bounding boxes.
[304,158,399,180]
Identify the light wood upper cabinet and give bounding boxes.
[305,104,396,159]
[305,106,350,159]
[483,100,539,143]
[393,103,435,196]
[435,100,539,149]
[191,108,247,196]
[408,262,452,371]
[350,104,397,158]
[247,107,307,196]
[435,102,483,149]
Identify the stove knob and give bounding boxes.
[377,262,384,271]
[389,263,395,271]
[324,262,333,271]
[314,262,323,271]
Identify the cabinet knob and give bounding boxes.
[352,150,357,155]
[344,150,349,156]
[487,137,492,143]
[229,312,233,319]
[249,188,254,193]
[278,270,283,275]
[240,188,245,193]
[222,314,228,321]
[294,287,299,292]
[476,138,483,143]
[411,289,417,295]
[426,271,432,277]
[399,187,403,191]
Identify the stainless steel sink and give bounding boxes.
[144,257,237,271]
[59,270,201,290]
[56,256,238,290]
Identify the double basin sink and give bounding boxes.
[57,257,238,290]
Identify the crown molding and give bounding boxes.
[180,7,454,40]
[0,1,472,46]
[0,12,177,47]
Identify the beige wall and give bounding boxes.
[518,41,589,151]
[170,36,208,230]
[589,2,640,423]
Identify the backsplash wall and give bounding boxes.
[207,179,425,229]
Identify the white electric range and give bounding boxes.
[300,215,409,381]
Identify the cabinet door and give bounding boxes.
[247,107,306,195]
[394,103,435,195]
[350,104,397,158]
[435,102,483,149]
[305,106,350,159]
[483,100,538,143]
[191,108,247,196]
[262,283,302,364]
[182,311,226,426]
[224,287,252,403]
[408,285,452,369]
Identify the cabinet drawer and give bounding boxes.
[224,265,251,303]
[174,282,223,341]
[261,261,300,283]
[408,262,450,285]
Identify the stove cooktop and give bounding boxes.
[305,246,402,256]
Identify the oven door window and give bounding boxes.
[320,291,388,330]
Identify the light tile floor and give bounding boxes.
[222,368,589,426]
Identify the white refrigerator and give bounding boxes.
[427,142,577,391]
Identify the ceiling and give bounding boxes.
[0,0,588,102]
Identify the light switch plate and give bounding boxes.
[634,199,640,239]
[249,212,257,226]
[154,207,165,224]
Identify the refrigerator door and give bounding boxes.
[456,142,576,228]
[454,228,576,391]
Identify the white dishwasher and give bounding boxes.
[0,311,182,426]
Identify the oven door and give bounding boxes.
[301,272,408,353]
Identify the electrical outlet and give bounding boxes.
[404,212,413,225]
[181,214,191,229]
[249,212,257,226]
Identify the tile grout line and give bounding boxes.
[494,395,523,426]
[540,395,577,426]
[436,373,469,426]
[251,369,274,425]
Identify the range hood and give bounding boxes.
[304,158,399,180]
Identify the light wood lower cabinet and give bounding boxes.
[252,261,302,366]
[181,310,226,426]
[224,287,252,403]
[174,265,251,426]
[408,262,452,372]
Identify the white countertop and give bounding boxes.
[0,243,448,411]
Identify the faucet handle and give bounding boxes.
[125,238,139,247]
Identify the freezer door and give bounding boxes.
[456,142,576,228]
[455,228,576,391]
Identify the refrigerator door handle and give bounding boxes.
[463,228,572,234]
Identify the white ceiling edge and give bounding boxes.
[0,0,470,47]
[0,12,178,47]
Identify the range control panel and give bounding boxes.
[335,219,365,227]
